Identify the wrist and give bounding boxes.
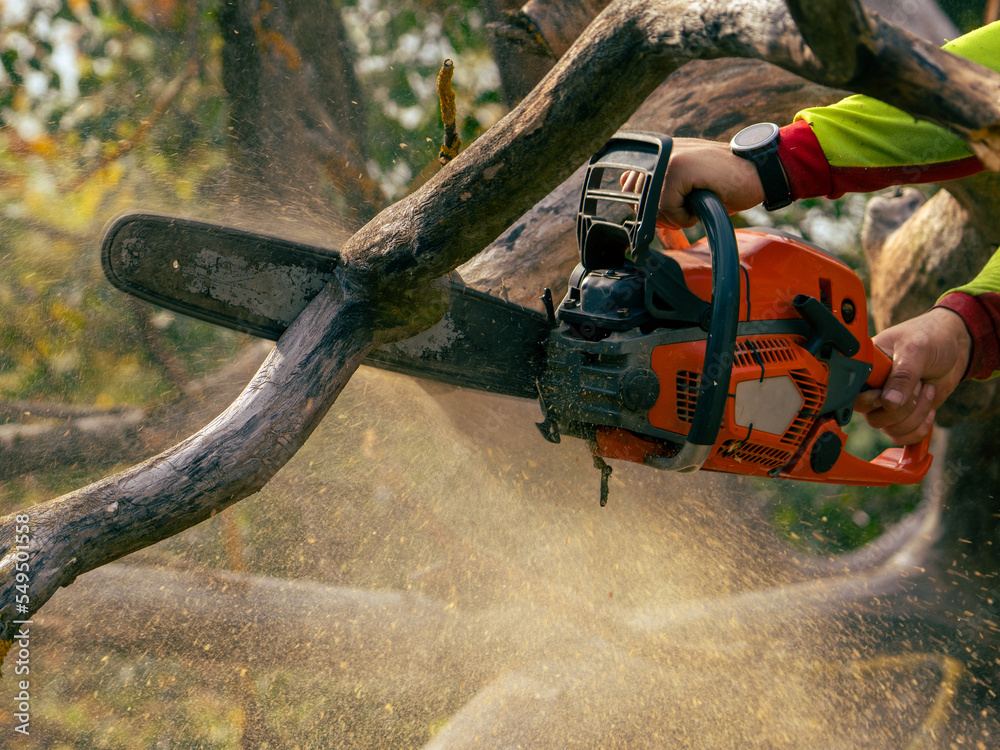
[730,123,792,210]
[929,305,973,381]
[935,292,997,380]
[728,151,766,208]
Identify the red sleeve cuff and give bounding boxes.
[935,292,1000,381]
[778,120,834,200]
[778,120,985,201]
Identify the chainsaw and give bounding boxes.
[101,131,932,504]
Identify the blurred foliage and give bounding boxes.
[340,0,504,198]
[760,421,923,555]
[0,0,239,411]
[0,0,505,412]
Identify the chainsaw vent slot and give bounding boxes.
[676,370,700,423]
[720,440,792,471]
[733,337,797,368]
[780,369,826,446]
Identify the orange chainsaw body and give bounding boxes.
[587,229,931,486]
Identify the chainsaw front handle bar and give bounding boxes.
[645,188,740,473]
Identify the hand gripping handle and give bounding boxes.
[785,346,933,485]
[865,347,934,479]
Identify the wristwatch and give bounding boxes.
[730,122,792,211]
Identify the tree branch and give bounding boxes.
[0,407,147,481]
[784,0,873,83]
[0,282,378,656]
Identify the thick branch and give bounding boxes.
[518,0,612,58]
[784,0,872,82]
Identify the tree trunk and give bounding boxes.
[3,0,1000,663]
[218,0,378,221]
[481,0,558,105]
[867,189,991,334]
[863,184,1000,589]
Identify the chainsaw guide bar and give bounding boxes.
[103,214,342,340]
[102,212,551,401]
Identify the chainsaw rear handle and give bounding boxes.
[646,188,740,472]
[861,345,934,476]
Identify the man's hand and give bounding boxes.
[621,138,765,227]
[855,307,972,444]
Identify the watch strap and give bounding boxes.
[754,151,792,211]
[730,123,792,211]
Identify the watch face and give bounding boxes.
[732,122,779,151]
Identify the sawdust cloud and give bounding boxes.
[16,364,999,748]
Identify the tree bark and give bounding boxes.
[867,190,990,333]
[488,0,960,105]
[32,495,972,750]
[481,0,558,105]
[943,169,1000,245]
[3,0,1000,656]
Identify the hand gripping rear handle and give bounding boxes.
[782,347,933,486]
[864,347,934,481]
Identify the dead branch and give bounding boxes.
[0,400,136,423]
[3,0,1000,656]
[0,407,147,480]
[437,59,463,164]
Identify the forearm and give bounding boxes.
[777,21,1000,200]
[777,117,983,199]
